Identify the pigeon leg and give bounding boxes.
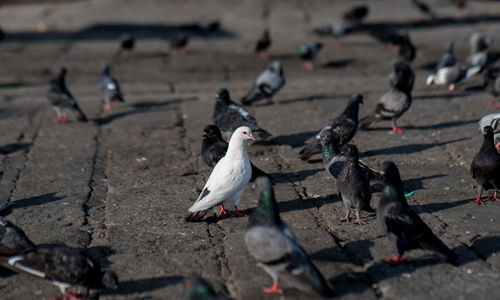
[104,102,112,111]
[61,112,68,123]
[491,190,499,201]
[391,124,404,134]
[62,292,85,300]
[232,206,246,217]
[487,98,498,105]
[447,84,455,94]
[302,62,314,71]
[111,99,119,108]
[385,255,404,265]
[219,204,230,215]
[340,208,350,222]
[53,106,63,123]
[354,210,366,225]
[259,51,268,59]
[473,192,485,205]
[263,281,283,294]
[496,143,500,150]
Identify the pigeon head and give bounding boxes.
[251,176,280,224]
[349,93,363,105]
[342,144,360,161]
[379,161,403,187]
[483,125,494,135]
[101,271,118,290]
[232,126,255,142]
[319,130,333,147]
[102,65,111,75]
[270,61,283,74]
[203,125,223,140]
[215,88,231,106]
[183,276,218,300]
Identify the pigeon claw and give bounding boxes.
[232,207,246,217]
[472,195,485,205]
[496,143,500,150]
[340,217,349,222]
[354,219,367,225]
[491,191,499,202]
[259,52,268,59]
[219,205,231,216]
[104,103,112,111]
[385,255,404,265]
[263,282,283,294]
[392,125,404,134]
[302,62,314,71]
[62,292,85,300]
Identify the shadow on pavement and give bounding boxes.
[0,143,30,155]
[2,193,63,215]
[277,194,338,214]
[269,168,324,184]
[403,174,447,192]
[272,130,317,148]
[411,199,470,214]
[111,275,184,295]
[362,138,469,157]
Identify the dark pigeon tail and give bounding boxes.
[298,140,322,161]
[184,210,208,222]
[359,114,381,130]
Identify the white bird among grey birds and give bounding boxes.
[185,126,255,222]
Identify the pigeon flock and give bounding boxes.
[1,0,500,299]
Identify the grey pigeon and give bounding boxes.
[478,114,500,149]
[377,161,457,264]
[183,276,228,300]
[185,127,255,222]
[212,88,272,140]
[470,126,500,204]
[469,32,492,55]
[299,94,363,161]
[336,144,373,225]
[47,67,88,123]
[426,64,467,92]
[244,176,334,296]
[98,65,124,111]
[319,130,380,180]
[0,245,118,298]
[201,124,271,182]
[241,61,285,106]
[298,42,323,71]
[0,219,36,256]
[360,61,414,134]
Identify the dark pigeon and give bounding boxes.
[120,33,135,57]
[98,65,124,111]
[360,61,414,134]
[255,29,271,58]
[47,67,88,124]
[244,177,334,297]
[0,219,36,256]
[336,144,373,225]
[201,124,271,181]
[0,245,118,298]
[298,42,323,71]
[241,61,285,106]
[171,35,189,56]
[183,276,227,300]
[299,94,363,161]
[470,126,500,204]
[343,5,369,25]
[212,88,272,140]
[377,161,457,264]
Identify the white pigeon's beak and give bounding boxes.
[248,134,256,141]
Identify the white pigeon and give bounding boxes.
[185,126,255,222]
[479,113,500,150]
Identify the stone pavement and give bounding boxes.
[1,0,500,299]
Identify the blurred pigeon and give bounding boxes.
[426,64,467,92]
[98,65,124,111]
[360,61,414,134]
[212,88,272,140]
[244,176,334,296]
[255,29,271,58]
[410,0,436,19]
[241,61,285,106]
[336,144,373,225]
[478,114,500,150]
[313,24,352,46]
[470,126,500,204]
[343,5,369,25]
[201,124,271,181]
[185,126,255,222]
[0,219,36,256]
[484,69,500,107]
[0,245,118,298]
[183,276,227,300]
[398,34,416,63]
[299,94,363,160]
[120,33,135,58]
[469,32,491,55]
[171,35,189,56]
[319,130,380,180]
[298,42,323,71]
[47,67,88,123]
[377,161,457,264]
[0,201,10,212]
[464,50,490,78]
[436,42,456,72]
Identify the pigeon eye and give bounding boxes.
[242,131,247,135]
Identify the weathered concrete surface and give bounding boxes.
[1,0,500,299]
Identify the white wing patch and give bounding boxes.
[106,83,117,90]
[9,256,46,278]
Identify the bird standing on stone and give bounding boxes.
[0,219,36,256]
[336,144,373,225]
[0,245,118,299]
[201,124,270,181]
[98,65,124,111]
[360,61,414,134]
[255,29,271,59]
[185,126,255,222]
[47,68,88,124]
[377,161,457,264]
[478,114,500,150]
[241,61,285,106]
[470,126,500,204]
[484,69,500,107]
[244,176,334,296]
[120,33,135,58]
[170,35,189,56]
[299,94,363,161]
[212,88,272,140]
[298,42,323,71]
